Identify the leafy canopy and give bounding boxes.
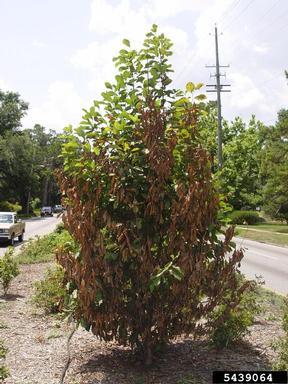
[0,90,28,136]
[261,109,288,222]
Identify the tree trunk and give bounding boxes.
[26,190,31,215]
[145,343,152,366]
[144,331,153,366]
[20,194,28,214]
[42,177,49,206]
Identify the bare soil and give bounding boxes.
[0,263,284,384]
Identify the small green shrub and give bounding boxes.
[0,339,9,381]
[210,277,260,348]
[54,222,65,234]
[0,340,7,359]
[0,365,9,381]
[229,210,262,225]
[16,229,76,264]
[274,338,288,370]
[33,266,68,314]
[0,201,21,212]
[217,195,233,225]
[31,197,41,210]
[273,297,288,370]
[211,309,253,348]
[0,248,20,295]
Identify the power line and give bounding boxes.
[221,0,256,31]
[173,32,212,84]
[245,5,288,41]
[217,0,242,26]
[271,13,288,34]
[174,0,287,90]
[249,0,281,28]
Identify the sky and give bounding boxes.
[0,0,287,131]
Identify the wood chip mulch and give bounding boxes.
[0,264,284,384]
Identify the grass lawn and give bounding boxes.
[238,223,288,233]
[235,224,288,247]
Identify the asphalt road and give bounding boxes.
[234,237,288,295]
[0,215,61,257]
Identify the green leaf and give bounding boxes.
[64,141,79,150]
[123,142,130,151]
[195,82,204,90]
[186,82,195,93]
[105,82,113,89]
[152,24,158,33]
[94,147,100,156]
[169,265,184,281]
[195,94,206,101]
[122,39,130,47]
[174,97,189,107]
[149,275,161,292]
[180,128,190,138]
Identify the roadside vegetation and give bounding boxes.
[239,223,288,233]
[0,248,19,296]
[32,265,68,314]
[273,298,288,370]
[0,339,9,381]
[235,226,288,247]
[223,210,288,247]
[15,225,75,264]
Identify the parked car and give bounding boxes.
[40,206,53,217]
[53,205,64,213]
[0,212,25,245]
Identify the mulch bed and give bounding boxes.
[0,264,284,384]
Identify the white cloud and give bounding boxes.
[228,72,265,110]
[32,40,47,48]
[22,81,86,131]
[71,38,119,73]
[0,78,9,91]
[89,0,149,41]
[71,38,119,92]
[88,0,195,46]
[72,1,191,92]
[145,0,209,19]
[252,43,269,54]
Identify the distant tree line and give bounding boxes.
[0,71,287,220]
[0,89,62,214]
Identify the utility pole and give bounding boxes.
[206,25,230,170]
[26,144,37,215]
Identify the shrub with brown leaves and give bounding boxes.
[57,25,249,364]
